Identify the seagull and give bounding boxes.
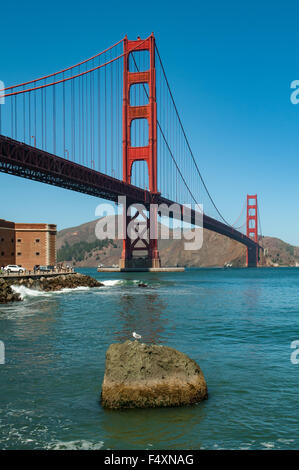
[132,331,142,340]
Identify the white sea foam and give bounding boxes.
[101,279,142,287]
[101,279,123,287]
[11,280,139,298]
[56,286,91,294]
[10,285,50,300]
[277,438,295,444]
[261,442,275,449]
[11,284,91,300]
[48,439,104,450]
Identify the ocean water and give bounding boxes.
[0,267,298,450]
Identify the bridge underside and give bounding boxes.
[0,135,259,266]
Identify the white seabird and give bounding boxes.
[132,331,142,340]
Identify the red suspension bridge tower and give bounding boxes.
[120,34,161,269]
[246,194,259,267]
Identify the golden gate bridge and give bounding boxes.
[0,34,261,268]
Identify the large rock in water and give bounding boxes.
[101,340,208,409]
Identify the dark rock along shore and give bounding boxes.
[0,278,22,304]
[101,340,208,409]
[0,273,102,303]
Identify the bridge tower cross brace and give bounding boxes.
[120,34,161,269]
[246,194,259,267]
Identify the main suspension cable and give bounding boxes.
[155,44,233,226]
[0,38,124,92]
[0,37,150,98]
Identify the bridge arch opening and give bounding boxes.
[128,50,150,73]
[130,118,149,147]
[130,160,149,190]
[248,198,256,206]
[129,83,149,107]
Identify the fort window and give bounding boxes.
[36,252,40,256]
[35,239,40,243]
[17,252,21,256]
[1,252,4,256]
[17,239,22,243]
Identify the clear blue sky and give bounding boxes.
[1,0,299,244]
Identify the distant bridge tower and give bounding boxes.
[120,34,161,269]
[246,194,259,267]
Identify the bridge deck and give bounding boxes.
[0,135,259,251]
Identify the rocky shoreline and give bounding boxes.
[0,273,102,303]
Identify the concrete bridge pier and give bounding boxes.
[247,245,259,267]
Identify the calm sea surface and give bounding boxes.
[0,267,298,450]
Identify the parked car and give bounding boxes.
[3,265,25,274]
[36,265,55,272]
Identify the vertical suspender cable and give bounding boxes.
[11,92,13,137]
[41,87,44,148]
[34,83,36,146]
[79,71,81,164]
[44,79,47,149]
[53,85,56,154]
[28,91,31,144]
[23,86,25,142]
[98,57,101,171]
[63,73,65,158]
[111,50,113,176]
[105,55,107,174]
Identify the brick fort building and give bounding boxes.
[0,220,56,270]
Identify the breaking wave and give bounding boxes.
[101,279,123,287]
[10,279,145,300]
[10,284,91,300]
[10,285,51,300]
[101,279,143,287]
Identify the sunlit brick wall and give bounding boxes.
[0,220,57,270]
[15,223,57,270]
